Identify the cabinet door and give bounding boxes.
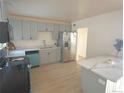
[47,23,54,31]
[52,31,58,40]
[60,24,66,32]
[40,49,49,64]
[0,1,7,22]
[8,19,14,40]
[48,49,56,63]
[22,21,30,40]
[10,19,23,40]
[52,24,59,40]
[30,22,38,40]
[56,48,61,62]
[37,23,46,31]
[54,24,60,32]
[65,24,71,32]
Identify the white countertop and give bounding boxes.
[78,56,123,82]
[7,47,61,57]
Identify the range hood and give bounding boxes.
[0,0,7,22]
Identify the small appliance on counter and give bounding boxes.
[7,42,16,50]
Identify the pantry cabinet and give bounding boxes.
[40,47,61,65]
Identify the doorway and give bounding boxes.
[76,28,88,61]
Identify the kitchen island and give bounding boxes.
[78,56,123,93]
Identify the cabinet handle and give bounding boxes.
[30,37,32,39]
[48,52,50,55]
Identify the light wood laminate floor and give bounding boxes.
[31,62,83,93]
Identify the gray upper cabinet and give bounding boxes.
[22,21,38,40]
[9,18,71,41]
[0,0,7,22]
[65,24,71,32]
[30,22,38,40]
[9,19,23,40]
[46,23,54,31]
[60,24,66,32]
[60,24,72,32]
[54,24,60,31]
[22,20,30,40]
[37,22,46,31]
[52,24,60,40]
[8,19,14,40]
[9,19,38,40]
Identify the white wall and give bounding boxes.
[13,32,56,49]
[72,10,123,58]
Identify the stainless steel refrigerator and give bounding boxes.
[58,32,77,62]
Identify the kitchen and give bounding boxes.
[0,0,123,93]
[0,0,78,93]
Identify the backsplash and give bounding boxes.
[12,32,57,49]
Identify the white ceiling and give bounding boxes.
[7,0,123,22]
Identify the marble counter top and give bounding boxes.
[78,56,123,82]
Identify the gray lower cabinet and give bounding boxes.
[40,47,61,64]
[81,67,106,93]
